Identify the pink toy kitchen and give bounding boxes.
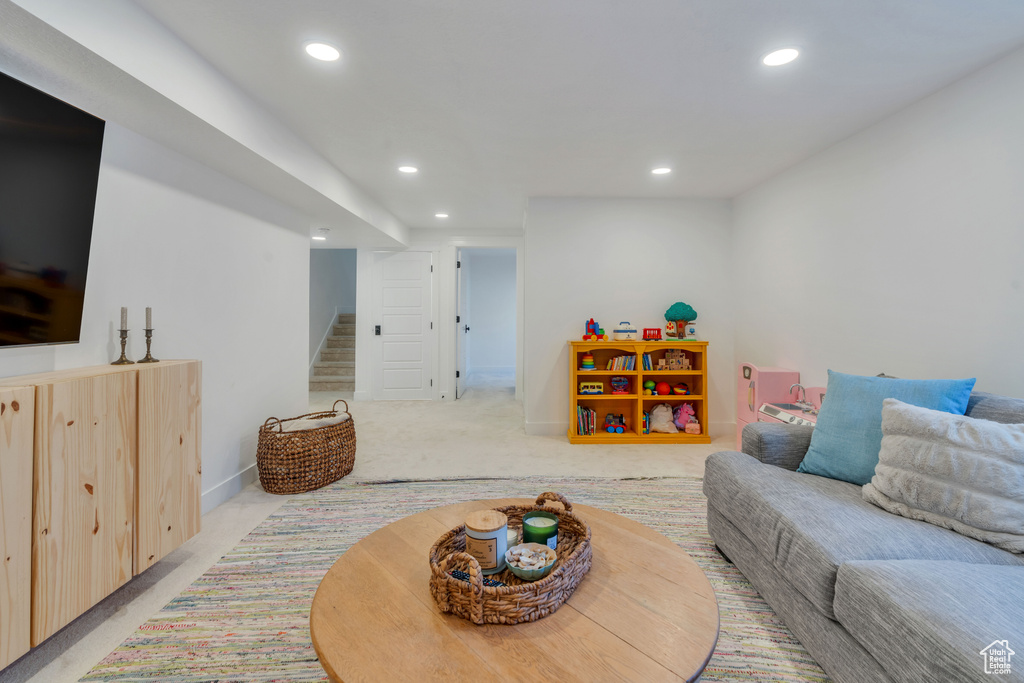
[736,363,826,446]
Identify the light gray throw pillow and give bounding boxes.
[863,398,1024,553]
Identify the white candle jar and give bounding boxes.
[464,510,508,575]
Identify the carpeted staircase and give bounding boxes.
[310,312,354,392]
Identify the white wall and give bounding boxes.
[463,248,516,374]
[734,44,1024,398]
[523,198,735,436]
[309,249,356,364]
[0,124,310,513]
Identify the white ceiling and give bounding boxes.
[128,1,1024,231]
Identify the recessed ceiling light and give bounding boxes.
[762,48,799,66]
[435,213,449,218]
[652,167,672,175]
[312,236,327,241]
[312,227,330,241]
[305,42,341,62]
[398,166,419,174]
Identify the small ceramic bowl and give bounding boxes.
[504,542,557,582]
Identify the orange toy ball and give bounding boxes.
[655,382,671,396]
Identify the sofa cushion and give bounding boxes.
[966,391,1024,424]
[797,370,975,485]
[864,399,1024,552]
[703,451,1024,620]
[834,561,1024,683]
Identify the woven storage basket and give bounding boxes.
[256,399,355,494]
[428,492,592,625]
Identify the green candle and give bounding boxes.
[522,511,559,550]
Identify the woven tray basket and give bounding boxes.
[256,399,355,494]
[428,492,592,625]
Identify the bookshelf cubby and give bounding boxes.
[569,340,710,444]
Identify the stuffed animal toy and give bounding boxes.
[673,403,695,429]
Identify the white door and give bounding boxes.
[371,251,434,400]
[456,250,467,399]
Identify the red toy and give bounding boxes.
[672,383,690,395]
[582,318,608,341]
[642,328,662,341]
[655,381,672,396]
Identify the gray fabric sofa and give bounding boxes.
[704,392,1024,683]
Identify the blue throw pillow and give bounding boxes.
[797,370,976,485]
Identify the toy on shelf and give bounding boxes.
[672,383,690,395]
[682,322,698,340]
[655,381,671,396]
[656,358,668,371]
[685,418,701,435]
[613,322,637,341]
[673,403,695,429]
[664,321,676,339]
[642,411,650,434]
[642,328,662,341]
[665,302,698,339]
[582,318,607,341]
[580,353,596,370]
[642,379,656,396]
[610,376,629,394]
[579,381,603,395]
[604,413,626,434]
[665,349,691,371]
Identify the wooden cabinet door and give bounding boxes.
[0,387,34,667]
[136,361,201,574]
[32,373,135,645]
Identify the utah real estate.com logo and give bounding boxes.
[980,640,1014,675]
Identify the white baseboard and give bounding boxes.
[202,464,258,515]
[353,390,371,402]
[525,421,567,436]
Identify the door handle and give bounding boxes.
[464,325,470,333]
[375,325,381,336]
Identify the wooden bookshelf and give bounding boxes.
[568,340,710,444]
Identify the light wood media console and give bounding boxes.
[0,360,201,667]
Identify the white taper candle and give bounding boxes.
[120,307,127,330]
[146,307,152,329]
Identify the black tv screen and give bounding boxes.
[0,70,104,347]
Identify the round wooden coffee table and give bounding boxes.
[310,497,719,682]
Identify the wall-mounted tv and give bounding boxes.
[0,70,104,347]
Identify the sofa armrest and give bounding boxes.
[740,423,815,471]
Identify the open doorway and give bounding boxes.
[309,248,356,397]
[456,247,517,398]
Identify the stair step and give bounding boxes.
[313,365,355,378]
[333,323,356,336]
[320,349,355,362]
[326,337,355,349]
[337,313,355,324]
[309,378,355,391]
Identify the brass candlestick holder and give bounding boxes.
[138,328,159,363]
[112,329,134,365]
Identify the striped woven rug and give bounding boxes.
[82,477,828,682]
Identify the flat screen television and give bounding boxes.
[0,70,104,347]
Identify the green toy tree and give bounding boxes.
[665,301,698,324]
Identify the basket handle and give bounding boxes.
[441,551,485,624]
[332,399,350,415]
[535,491,573,513]
[262,417,283,433]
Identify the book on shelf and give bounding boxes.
[605,354,636,371]
[577,405,597,436]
